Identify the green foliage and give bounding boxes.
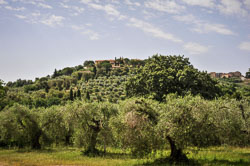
[158,94,250,150]
[246,68,250,78]
[6,79,33,88]
[0,104,43,148]
[84,60,95,68]
[126,55,220,101]
[0,79,7,110]
[52,69,59,78]
[110,98,162,156]
[70,88,74,101]
[70,101,118,154]
[61,67,74,76]
[81,76,127,102]
[1,56,250,163]
[97,61,112,77]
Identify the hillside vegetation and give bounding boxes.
[0,55,250,165]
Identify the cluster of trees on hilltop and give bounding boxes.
[1,55,249,111]
[0,57,148,111]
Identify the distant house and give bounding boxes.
[209,72,216,78]
[220,73,230,78]
[229,71,242,78]
[95,60,120,68]
[209,71,242,78]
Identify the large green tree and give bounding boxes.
[126,55,220,101]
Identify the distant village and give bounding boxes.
[87,58,250,81]
[209,71,242,78]
[209,71,250,81]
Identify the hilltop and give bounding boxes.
[0,56,249,111]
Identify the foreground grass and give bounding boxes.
[0,146,249,166]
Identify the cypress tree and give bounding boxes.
[77,89,81,99]
[70,88,74,101]
[86,91,90,100]
[93,66,97,77]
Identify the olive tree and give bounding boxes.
[0,104,43,149]
[0,104,67,149]
[110,98,163,157]
[157,94,250,162]
[71,101,118,155]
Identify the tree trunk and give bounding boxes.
[166,136,188,162]
[31,130,42,149]
[65,134,71,146]
[84,119,101,155]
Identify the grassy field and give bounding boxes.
[0,146,250,166]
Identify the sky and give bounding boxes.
[0,0,250,82]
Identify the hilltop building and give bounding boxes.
[209,71,242,78]
[95,60,120,68]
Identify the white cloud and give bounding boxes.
[144,0,185,14]
[82,1,126,20]
[15,14,26,19]
[89,4,119,16]
[80,0,99,4]
[184,42,209,55]
[244,0,250,9]
[217,0,248,16]
[40,15,64,27]
[194,23,235,35]
[15,0,36,5]
[239,42,250,51]
[5,6,25,11]
[173,14,235,35]
[127,17,183,43]
[85,23,92,26]
[60,2,70,9]
[71,25,100,40]
[107,0,120,4]
[181,0,215,8]
[0,0,7,5]
[31,12,41,17]
[37,2,52,9]
[60,3,84,15]
[124,0,141,7]
[72,6,84,13]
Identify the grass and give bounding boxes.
[0,146,249,166]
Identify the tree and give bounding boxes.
[82,72,95,82]
[0,104,43,149]
[0,79,7,111]
[155,94,250,163]
[77,89,81,99]
[110,98,162,157]
[61,67,74,76]
[85,91,90,100]
[72,101,118,155]
[126,55,220,101]
[52,69,59,78]
[93,66,97,77]
[246,68,250,78]
[97,61,112,74]
[84,60,95,68]
[0,104,68,149]
[70,88,74,101]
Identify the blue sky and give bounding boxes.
[0,0,250,82]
